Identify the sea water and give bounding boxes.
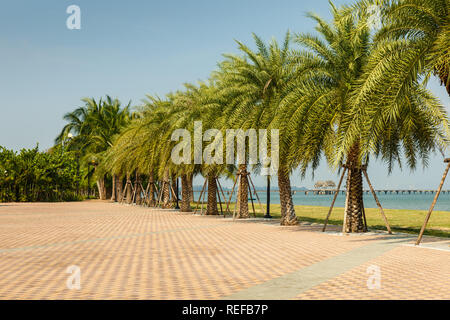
[194,191,450,211]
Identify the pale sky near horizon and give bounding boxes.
[1,0,449,189]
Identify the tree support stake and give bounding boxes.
[416,159,450,245]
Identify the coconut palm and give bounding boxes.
[56,96,132,199]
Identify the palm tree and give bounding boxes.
[167,82,230,215]
[355,0,449,96]
[216,32,299,224]
[283,3,448,232]
[130,97,177,208]
[105,80,235,215]
[56,96,132,200]
[104,90,198,210]
[194,83,232,215]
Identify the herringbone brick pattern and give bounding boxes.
[296,245,450,300]
[0,201,448,299]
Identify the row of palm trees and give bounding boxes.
[57,0,449,233]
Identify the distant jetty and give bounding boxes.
[221,189,449,196]
[290,189,447,195]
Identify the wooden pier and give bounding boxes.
[220,189,450,196]
[289,189,450,195]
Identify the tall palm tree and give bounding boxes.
[104,92,197,209]
[164,82,230,215]
[283,3,448,232]
[195,82,233,215]
[216,32,299,224]
[134,97,178,208]
[355,0,449,96]
[56,96,132,200]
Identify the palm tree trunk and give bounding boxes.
[162,168,172,208]
[180,174,192,212]
[171,173,178,207]
[187,173,194,204]
[125,174,133,204]
[147,172,156,207]
[96,175,107,200]
[278,169,298,225]
[117,175,123,202]
[206,174,219,215]
[344,142,367,233]
[135,172,142,205]
[237,165,249,218]
[111,174,117,201]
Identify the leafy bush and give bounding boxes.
[0,145,86,202]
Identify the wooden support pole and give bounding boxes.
[130,182,136,204]
[153,182,159,205]
[120,183,126,204]
[323,167,347,232]
[216,178,224,216]
[131,174,137,204]
[201,181,207,215]
[157,181,165,206]
[248,174,265,216]
[233,174,241,220]
[362,169,392,234]
[362,203,368,232]
[170,183,178,202]
[139,182,146,205]
[416,160,450,245]
[143,182,150,206]
[247,180,256,218]
[131,183,137,204]
[194,179,207,214]
[226,175,238,212]
[120,182,129,204]
[217,179,231,217]
[342,168,351,233]
[156,182,162,206]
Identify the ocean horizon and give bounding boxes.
[193,191,450,211]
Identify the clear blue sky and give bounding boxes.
[1,0,449,189]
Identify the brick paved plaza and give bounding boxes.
[0,201,448,300]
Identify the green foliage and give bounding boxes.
[0,145,84,202]
[56,96,132,166]
[275,2,449,177]
[102,1,449,189]
[216,32,297,173]
[56,95,133,198]
[10,0,450,207]
[341,0,450,170]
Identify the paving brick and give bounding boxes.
[0,201,448,300]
